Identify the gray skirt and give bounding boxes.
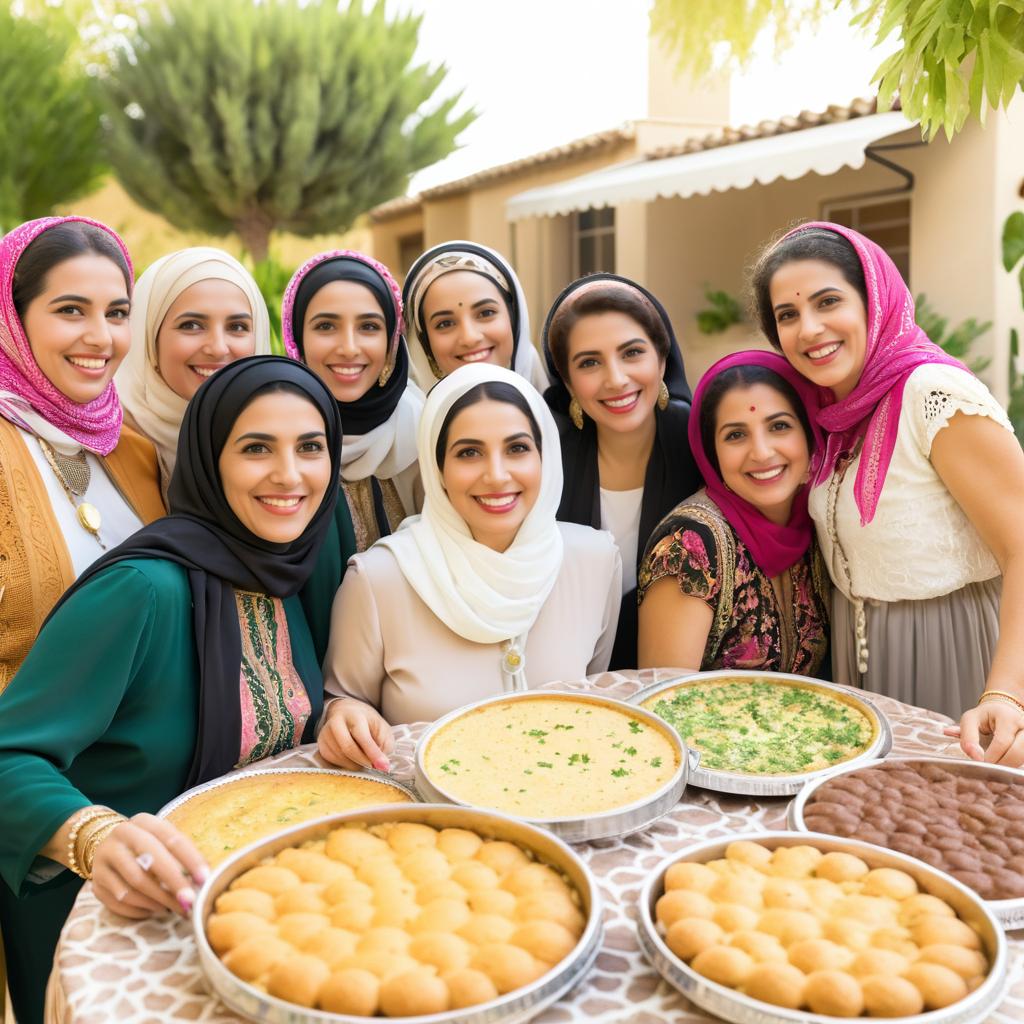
[832,577,1002,721]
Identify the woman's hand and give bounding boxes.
[318,699,394,772]
[946,701,1024,767]
[91,814,209,919]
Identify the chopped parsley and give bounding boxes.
[611,767,630,778]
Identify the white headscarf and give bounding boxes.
[403,241,549,395]
[115,247,271,487]
[376,363,564,688]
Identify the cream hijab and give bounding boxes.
[376,363,564,689]
[116,247,271,488]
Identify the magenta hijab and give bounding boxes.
[779,221,968,525]
[0,216,133,455]
[690,350,824,579]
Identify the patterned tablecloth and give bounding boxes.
[48,670,1024,1023]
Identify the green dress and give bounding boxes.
[0,558,322,1024]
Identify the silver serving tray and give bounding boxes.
[788,755,1024,929]
[637,830,1008,1024]
[414,690,690,844]
[193,803,603,1024]
[630,669,893,796]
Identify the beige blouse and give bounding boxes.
[323,523,622,724]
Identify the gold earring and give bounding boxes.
[426,351,442,380]
[378,361,393,388]
[569,396,584,430]
[657,379,669,411]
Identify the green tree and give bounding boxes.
[100,0,472,261]
[0,9,108,231]
[651,0,1024,140]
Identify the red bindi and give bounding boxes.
[749,406,756,412]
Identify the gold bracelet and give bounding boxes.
[75,812,125,875]
[81,817,126,879]
[66,807,114,880]
[979,690,1024,715]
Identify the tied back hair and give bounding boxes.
[435,380,543,469]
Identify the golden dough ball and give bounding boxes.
[763,878,813,912]
[469,888,516,917]
[325,827,389,868]
[276,912,332,947]
[379,968,450,1017]
[664,918,725,961]
[472,942,545,994]
[511,921,577,964]
[215,889,275,919]
[721,860,767,884]
[833,894,899,926]
[358,927,412,957]
[275,885,328,917]
[386,822,438,855]
[710,875,764,911]
[744,962,806,1009]
[706,858,731,875]
[691,945,755,988]
[302,927,358,969]
[918,944,988,980]
[656,889,716,928]
[665,861,718,894]
[222,935,293,981]
[725,841,774,869]
[413,898,472,934]
[788,938,854,974]
[967,974,986,993]
[329,901,375,932]
[515,894,586,937]
[804,970,865,1017]
[371,894,420,930]
[267,953,330,1008]
[451,861,501,891]
[912,916,981,951]
[343,951,419,980]
[898,893,957,926]
[816,852,870,884]
[501,863,567,897]
[231,865,301,896]
[417,879,468,905]
[824,917,874,952]
[207,912,273,955]
[459,913,516,946]
[862,867,918,901]
[871,925,918,958]
[437,828,483,862]
[861,974,925,1017]
[443,967,500,1009]
[323,877,373,906]
[356,860,404,888]
[803,878,844,911]
[758,909,822,946]
[477,840,531,875]
[409,931,472,973]
[318,968,379,1016]
[730,930,787,964]
[713,903,759,933]
[850,948,910,978]
[276,848,352,885]
[905,962,969,1009]
[769,845,823,880]
[400,848,453,886]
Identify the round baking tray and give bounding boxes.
[414,690,690,844]
[788,755,1024,929]
[193,803,603,1024]
[637,830,1008,1024]
[630,669,892,796]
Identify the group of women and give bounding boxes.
[0,213,1022,1022]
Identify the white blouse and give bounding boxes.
[808,364,1014,602]
[599,486,643,595]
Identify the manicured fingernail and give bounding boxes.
[194,865,210,884]
[373,757,390,772]
[177,887,195,913]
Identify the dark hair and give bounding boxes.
[435,381,542,469]
[214,379,323,456]
[420,270,516,359]
[546,283,671,382]
[699,365,814,478]
[750,227,868,350]
[12,221,131,319]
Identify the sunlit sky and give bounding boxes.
[398,0,899,193]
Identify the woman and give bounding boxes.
[542,273,701,670]
[116,246,272,497]
[318,364,621,771]
[0,356,342,1023]
[638,351,830,675]
[751,221,1024,764]
[0,216,165,691]
[403,240,548,393]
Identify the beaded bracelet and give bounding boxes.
[66,807,115,880]
[81,816,126,879]
[979,689,1024,715]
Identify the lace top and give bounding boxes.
[809,364,1013,602]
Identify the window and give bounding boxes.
[822,196,911,282]
[398,232,424,278]
[573,207,615,277]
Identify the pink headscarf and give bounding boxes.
[0,216,133,455]
[779,221,968,525]
[689,350,824,579]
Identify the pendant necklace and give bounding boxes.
[38,438,106,549]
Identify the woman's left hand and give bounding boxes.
[945,701,1024,766]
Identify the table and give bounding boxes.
[48,670,1024,1023]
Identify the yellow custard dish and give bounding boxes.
[423,697,679,818]
[167,771,413,865]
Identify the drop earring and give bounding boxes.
[426,351,442,380]
[657,379,669,411]
[569,396,584,430]
[377,361,393,387]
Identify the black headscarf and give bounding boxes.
[45,356,343,786]
[541,274,702,669]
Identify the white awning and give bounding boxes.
[506,110,916,220]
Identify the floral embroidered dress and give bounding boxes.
[638,498,830,675]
